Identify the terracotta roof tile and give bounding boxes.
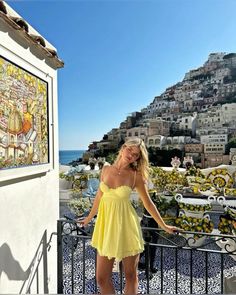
[0,1,7,14]
[9,16,29,32]
[30,34,46,47]
[46,47,58,58]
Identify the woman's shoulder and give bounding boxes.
[103,163,111,170]
[101,163,111,176]
[134,170,143,182]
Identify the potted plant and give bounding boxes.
[68,197,92,217]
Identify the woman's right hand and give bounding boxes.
[76,216,90,227]
[163,224,183,234]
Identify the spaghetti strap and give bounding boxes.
[100,165,108,182]
[132,170,137,190]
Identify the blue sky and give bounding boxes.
[7,0,236,150]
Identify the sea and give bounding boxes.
[59,150,86,165]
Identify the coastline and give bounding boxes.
[59,150,85,166]
[59,164,71,173]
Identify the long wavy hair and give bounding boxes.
[114,137,150,181]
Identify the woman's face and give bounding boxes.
[122,145,140,164]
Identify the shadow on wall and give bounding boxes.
[0,230,51,294]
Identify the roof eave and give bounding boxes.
[0,10,64,69]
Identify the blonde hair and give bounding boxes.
[114,137,150,180]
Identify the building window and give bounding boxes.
[149,139,154,145]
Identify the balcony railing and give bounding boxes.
[57,219,236,294]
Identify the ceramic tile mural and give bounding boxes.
[0,55,49,169]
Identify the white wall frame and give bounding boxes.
[0,44,55,182]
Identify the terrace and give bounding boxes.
[58,160,236,294]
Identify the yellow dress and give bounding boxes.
[91,181,144,262]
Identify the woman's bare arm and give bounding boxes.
[135,173,179,234]
[78,188,103,226]
[77,166,108,226]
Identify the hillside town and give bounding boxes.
[87,52,236,168]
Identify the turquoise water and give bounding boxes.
[59,150,85,165]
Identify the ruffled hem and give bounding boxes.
[91,243,144,262]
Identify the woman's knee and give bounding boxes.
[124,270,137,282]
[96,273,110,286]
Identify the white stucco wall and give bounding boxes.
[0,5,60,294]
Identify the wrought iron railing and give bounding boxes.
[57,219,236,294]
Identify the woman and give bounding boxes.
[78,137,180,295]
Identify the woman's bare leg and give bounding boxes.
[122,254,139,295]
[96,254,115,294]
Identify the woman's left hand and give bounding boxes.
[163,225,182,234]
[76,216,90,227]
